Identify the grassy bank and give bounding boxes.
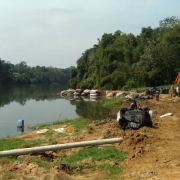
[0,97,126,180]
[1,97,125,149]
[100,97,126,110]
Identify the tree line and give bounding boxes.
[68,16,180,90]
[0,60,71,84]
[1,16,179,88]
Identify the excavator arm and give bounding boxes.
[175,72,180,85]
[169,72,180,98]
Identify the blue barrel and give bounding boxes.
[17,119,24,128]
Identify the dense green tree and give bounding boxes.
[68,16,180,90]
[2,16,180,89]
[0,60,71,85]
[0,60,13,83]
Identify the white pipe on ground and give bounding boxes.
[0,138,123,157]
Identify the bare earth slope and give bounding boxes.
[120,94,180,180]
[1,94,180,180]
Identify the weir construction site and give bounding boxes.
[1,92,180,180]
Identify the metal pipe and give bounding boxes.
[0,138,123,157]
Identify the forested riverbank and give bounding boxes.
[1,16,180,91]
[68,16,180,90]
[0,60,71,84]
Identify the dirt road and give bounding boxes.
[119,94,180,180]
[1,94,180,180]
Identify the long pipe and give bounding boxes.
[0,138,123,157]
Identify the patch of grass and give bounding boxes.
[56,146,127,178]
[98,164,124,180]
[59,146,126,164]
[32,157,51,169]
[133,85,171,92]
[20,139,47,148]
[0,138,48,164]
[55,132,67,138]
[51,118,91,132]
[0,156,19,163]
[0,137,47,151]
[0,137,25,151]
[34,123,53,129]
[2,171,16,179]
[35,118,92,135]
[35,129,67,144]
[103,135,110,139]
[100,98,126,110]
[0,154,25,164]
[26,178,37,180]
[43,129,54,137]
[57,151,68,159]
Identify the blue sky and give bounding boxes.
[0,0,179,68]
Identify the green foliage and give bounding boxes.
[0,60,71,84]
[61,118,92,134]
[57,146,127,179]
[159,16,179,28]
[20,139,47,148]
[0,156,21,164]
[0,138,25,151]
[68,77,79,89]
[2,16,180,88]
[100,97,125,110]
[59,146,126,164]
[68,16,180,89]
[31,157,51,169]
[2,171,16,180]
[77,78,94,89]
[16,73,31,84]
[98,164,124,179]
[122,79,139,91]
[35,118,92,134]
[0,60,14,83]
[100,75,111,88]
[0,137,46,151]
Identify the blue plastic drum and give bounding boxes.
[17,119,24,128]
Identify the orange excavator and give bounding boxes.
[175,72,180,84]
[169,72,180,97]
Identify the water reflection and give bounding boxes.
[0,84,115,121]
[62,95,114,120]
[0,84,66,108]
[0,84,116,138]
[17,127,24,134]
[62,95,100,102]
[76,100,111,120]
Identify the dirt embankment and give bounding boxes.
[1,94,180,180]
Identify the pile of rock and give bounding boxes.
[60,89,128,98]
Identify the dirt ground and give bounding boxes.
[1,94,180,180]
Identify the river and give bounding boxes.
[0,84,114,138]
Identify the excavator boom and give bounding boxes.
[169,72,180,98]
[176,72,180,84]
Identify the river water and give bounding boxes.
[0,84,113,138]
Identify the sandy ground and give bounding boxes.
[1,94,180,180]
